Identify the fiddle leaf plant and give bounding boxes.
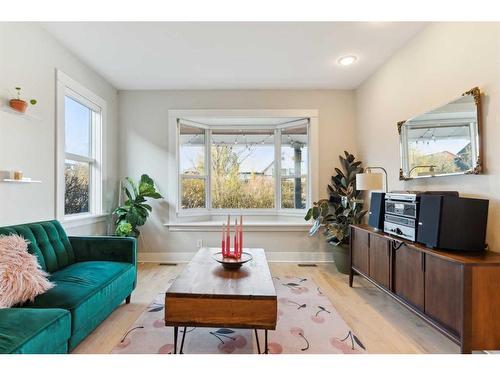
[113,174,163,237]
[305,151,367,246]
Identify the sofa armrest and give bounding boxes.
[69,236,137,266]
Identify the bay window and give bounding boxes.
[177,117,310,215]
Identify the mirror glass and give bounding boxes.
[399,88,481,180]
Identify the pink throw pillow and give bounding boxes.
[0,234,54,308]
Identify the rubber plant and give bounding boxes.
[304,151,367,273]
[113,174,163,237]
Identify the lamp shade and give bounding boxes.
[356,172,383,191]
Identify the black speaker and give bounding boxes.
[368,192,385,230]
[417,194,489,251]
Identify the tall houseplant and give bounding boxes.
[113,174,163,237]
[305,151,367,274]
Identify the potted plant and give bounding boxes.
[304,151,367,274]
[113,174,163,237]
[9,87,37,113]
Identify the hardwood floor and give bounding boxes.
[72,262,459,354]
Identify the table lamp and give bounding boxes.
[356,167,388,192]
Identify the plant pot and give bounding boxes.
[9,99,28,113]
[332,243,350,275]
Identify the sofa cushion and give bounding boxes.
[0,308,71,354]
[0,234,55,308]
[25,261,135,350]
[0,221,75,273]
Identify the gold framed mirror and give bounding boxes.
[398,87,482,180]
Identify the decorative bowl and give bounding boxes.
[211,252,253,270]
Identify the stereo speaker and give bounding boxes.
[417,194,489,251]
[368,192,385,230]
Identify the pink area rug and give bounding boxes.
[112,275,367,354]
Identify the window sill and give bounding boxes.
[60,213,110,229]
[164,219,311,232]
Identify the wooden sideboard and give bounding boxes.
[349,224,500,353]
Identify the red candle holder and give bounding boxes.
[221,215,243,259]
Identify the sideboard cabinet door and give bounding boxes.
[393,244,425,311]
[369,234,391,289]
[424,254,463,337]
[351,228,369,276]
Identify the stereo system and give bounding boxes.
[383,191,423,242]
[368,190,488,252]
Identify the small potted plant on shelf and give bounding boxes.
[113,174,163,237]
[9,87,37,113]
[304,151,367,274]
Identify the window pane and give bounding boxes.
[181,177,206,209]
[180,124,205,175]
[281,177,307,209]
[65,160,90,215]
[281,125,308,176]
[211,129,275,209]
[65,96,91,157]
[407,124,473,175]
[281,125,308,209]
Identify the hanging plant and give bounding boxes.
[9,87,37,114]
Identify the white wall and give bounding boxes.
[355,22,500,251]
[118,90,357,260]
[0,22,118,235]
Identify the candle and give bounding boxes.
[222,223,226,257]
[234,218,239,259]
[239,215,243,256]
[226,215,231,257]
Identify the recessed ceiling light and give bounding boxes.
[337,55,358,66]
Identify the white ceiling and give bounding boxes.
[41,22,427,90]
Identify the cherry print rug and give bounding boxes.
[111,275,367,354]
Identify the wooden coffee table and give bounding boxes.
[165,247,277,354]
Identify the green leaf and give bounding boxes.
[124,177,138,198]
[304,209,312,221]
[125,206,142,227]
[140,174,154,186]
[124,187,134,203]
[320,201,329,217]
[139,203,153,212]
[334,168,346,180]
[309,218,321,236]
[312,206,320,220]
[115,221,132,237]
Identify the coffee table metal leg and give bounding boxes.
[254,329,261,354]
[180,327,187,354]
[264,329,269,354]
[173,326,178,354]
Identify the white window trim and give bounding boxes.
[56,70,107,224]
[168,109,319,223]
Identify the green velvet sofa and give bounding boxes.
[0,220,137,354]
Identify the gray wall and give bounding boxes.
[0,22,119,235]
[118,90,357,260]
[355,22,500,251]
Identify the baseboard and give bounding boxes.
[138,251,334,264]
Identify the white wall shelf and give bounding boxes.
[0,105,41,122]
[2,178,42,184]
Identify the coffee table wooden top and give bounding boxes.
[166,247,276,300]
